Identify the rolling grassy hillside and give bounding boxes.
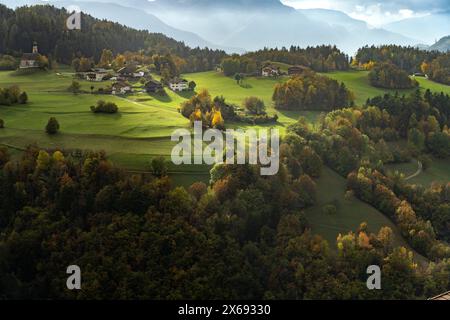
[0,68,448,178]
[323,70,450,105]
[186,71,321,129]
[0,69,320,175]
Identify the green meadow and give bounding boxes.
[386,158,450,187]
[323,70,450,105]
[187,70,321,129]
[0,69,320,176]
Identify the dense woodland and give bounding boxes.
[221,46,349,76]
[273,70,354,111]
[245,46,350,72]
[0,139,448,299]
[287,92,450,260]
[355,45,450,85]
[368,63,418,89]
[354,45,440,74]
[425,53,450,86]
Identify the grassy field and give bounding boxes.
[323,70,450,105]
[0,68,448,180]
[0,69,321,176]
[386,158,450,187]
[305,166,427,262]
[186,71,321,129]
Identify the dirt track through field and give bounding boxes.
[405,160,423,181]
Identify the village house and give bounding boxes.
[111,82,133,95]
[85,68,110,82]
[117,64,143,81]
[19,41,40,69]
[169,78,189,92]
[144,79,163,93]
[262,65,280,77]
[288,65,309,76]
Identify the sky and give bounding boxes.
[281,0,449,26]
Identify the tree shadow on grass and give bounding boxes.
[239,82,253,89]
[174,90,196,99]
[91,112,123,120]
[148,93,173,103]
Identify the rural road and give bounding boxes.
[405,160,423,181]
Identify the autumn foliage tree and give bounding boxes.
[273,70,353,111]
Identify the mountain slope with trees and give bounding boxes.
[0,4,226,68]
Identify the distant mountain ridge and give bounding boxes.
[0,0,428,54]
[430,36,450,52]
[384,11,450,45]
[142,0,417,54]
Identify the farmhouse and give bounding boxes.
[111,82,133,95]
[262,65,280,77]
[19,41,40,69]
[288,65,309,76]
[145,79,163,93]
[169,78,189,92]
[85,68,110,82]
[117,64,143,80]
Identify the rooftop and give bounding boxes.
[170,78,188,84]
[21,53,39,60]
[429,291,450,300]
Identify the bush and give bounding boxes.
[243,96,266,115]
[46,117,60,135]
[0,86,26,106]
[90,100,119,114]
[67,80,81,94]
[418,154,432,171]
[0,119,4,128]
[150,156,168,178]
[0,55,18,70]
[18,92,28,104]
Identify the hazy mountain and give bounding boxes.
[0,0,421,54]
[429,36,450,52]
[299,8,368,30]
[384,12,450,45]
[142,1,417,54]
[298,9,419,52]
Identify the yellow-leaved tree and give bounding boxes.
[211,109,224,129]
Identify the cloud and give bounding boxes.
[281,0,448,25]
